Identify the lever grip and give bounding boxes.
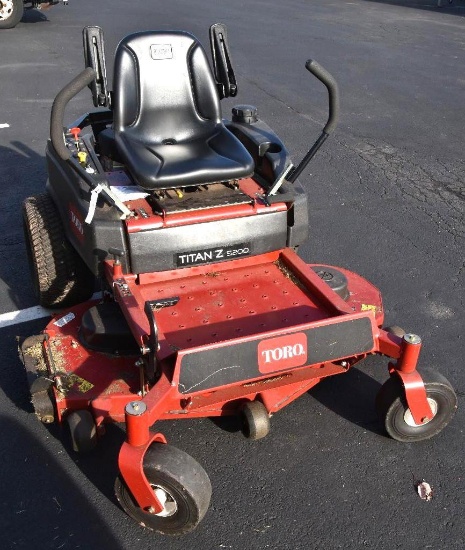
[50,67,96,160]
[305,59,339,135]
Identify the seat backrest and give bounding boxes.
[113,31,222,144]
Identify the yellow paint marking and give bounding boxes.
[68,374,94,393]
[361,304,378,312]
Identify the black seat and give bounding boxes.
[112,30,254,190]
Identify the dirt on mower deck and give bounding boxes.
[137,257,382,351]
[22,341,48,376]
[139,259,325,350]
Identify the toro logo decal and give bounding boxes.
[258,332,307,374]
[150,44,173,60]
[69,204,85,243]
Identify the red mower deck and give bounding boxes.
[44,249,385,427]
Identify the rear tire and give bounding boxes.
[23,193,95,308]
[0,0,24,29]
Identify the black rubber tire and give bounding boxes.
[65,410,98,453]
[115,443,212,535]
[376,368,457,442]
[22,193,95,308]
[241,400,270,440]
[0,0,24,29]
[384,325,406,338]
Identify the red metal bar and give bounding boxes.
[125,401,151,447]
[118,432,167,513]
[376,328,402,359]
[280,249,354,314]
[259,378,322,413]
[388,334,432,424]
[91,394,142,425]
[113,261,123,279]
[142,373,178,426]
[396,334,422,373]
[391,369,433,425]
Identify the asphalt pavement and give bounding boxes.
[0,1,464,548]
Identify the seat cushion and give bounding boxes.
[116,125,254,189]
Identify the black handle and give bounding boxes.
[50,67,96,160]
[287,59,340,184]
[209,23,237,99]
[305,59,339,135]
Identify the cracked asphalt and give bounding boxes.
[0,1,463,549]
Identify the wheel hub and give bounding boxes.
[404,398,438,427]
[0,0,14,20]
[151,485,178,517]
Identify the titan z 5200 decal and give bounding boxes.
[175,243,251,267]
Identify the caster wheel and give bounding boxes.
[66,410,98,453]
[384,325,406,337]
[115,443,212,535]
[240,400,270,440]
[376,368,457,442]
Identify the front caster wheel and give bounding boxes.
[115,443,212,535]
[384,325,406,338]
[65,410,98,453]
[240,400,270,440]
[376,368,457,442]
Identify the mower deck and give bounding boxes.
[34,248,385,428]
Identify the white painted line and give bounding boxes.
[0,123,10,129]
[0,292,102,329]
[0,305,51,328]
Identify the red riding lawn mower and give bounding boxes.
[20,24,457,535]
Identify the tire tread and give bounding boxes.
[23,194,94,308]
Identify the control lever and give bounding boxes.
[108,248,125,276]
[209,23,237,99]
[108,247,125,262]
[287,59,340,184]
[83,26,110,108]
[266,164,294,197]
